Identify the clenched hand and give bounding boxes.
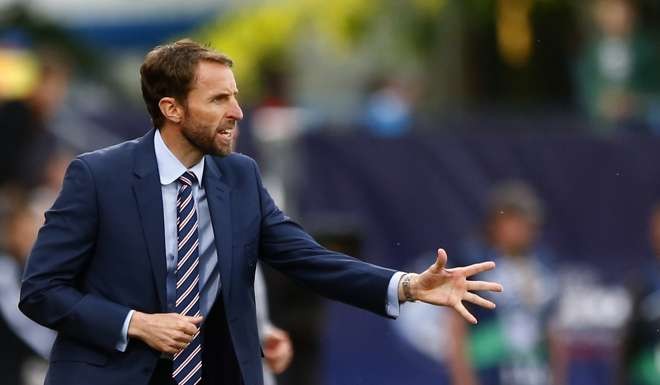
[128,312,203,354]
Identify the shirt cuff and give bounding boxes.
[116,310,135,352]
[386,271,406,318]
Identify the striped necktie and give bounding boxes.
[173,171,203,385]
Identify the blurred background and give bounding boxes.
[1,0,659,384]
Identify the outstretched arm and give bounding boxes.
[399,249,503,324]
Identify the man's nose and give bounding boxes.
[227,99,243,121]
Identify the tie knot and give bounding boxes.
[178,171,198,187]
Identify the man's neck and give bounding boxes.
[159,126,203,168]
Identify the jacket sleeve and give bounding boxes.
[251,159,396,317]
[19,157,131,351]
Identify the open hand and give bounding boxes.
[404,248,503,324]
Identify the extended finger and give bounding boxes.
[464,292,496,309]
[462,261,496,277]
[454,302,477,324]
[466,280,503,292]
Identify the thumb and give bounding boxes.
[430,248,448,273]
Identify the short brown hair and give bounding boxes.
[486,180,544,224]
[139,39,233,128]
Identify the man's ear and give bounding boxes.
[158,97,184,124]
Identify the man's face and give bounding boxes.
[489,212,538,257]
[648,210,660,258]
[180,60,243,157]
[7,209,41,264]
[595,0,634,37]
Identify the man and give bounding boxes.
[0,50,70,189]
[253,265,292,385]
[622,203,660,385]
[0,197,56,385]
[447,181,561,385]
[20,39,502,385]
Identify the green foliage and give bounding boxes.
[196,0,451,102]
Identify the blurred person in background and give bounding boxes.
[576,0,660,135]
[0,194,57,385]
[361,75,415,138]
[249,61,306,219]
[265,222,363,385]
[254,265,293,385]
[0,137,72,384]
[232,87,295,385]
[236,112,294,385]
[621,203,660,385]
[19,39,503,385]
[28,149,74,218]
[0,48,70,189]
[447,181,562,385]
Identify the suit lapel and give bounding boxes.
[132,129,167,311]
[203,156,233,302]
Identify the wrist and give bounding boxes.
[127,311,145,340]
[399,273,419,302]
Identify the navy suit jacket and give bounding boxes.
[20,129,396,385]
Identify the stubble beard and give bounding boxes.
[181,117,234,158]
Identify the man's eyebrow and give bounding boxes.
[209,90,239,99]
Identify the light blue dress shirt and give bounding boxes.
[116,130,404,350]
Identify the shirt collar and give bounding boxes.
[154,129,204,186]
